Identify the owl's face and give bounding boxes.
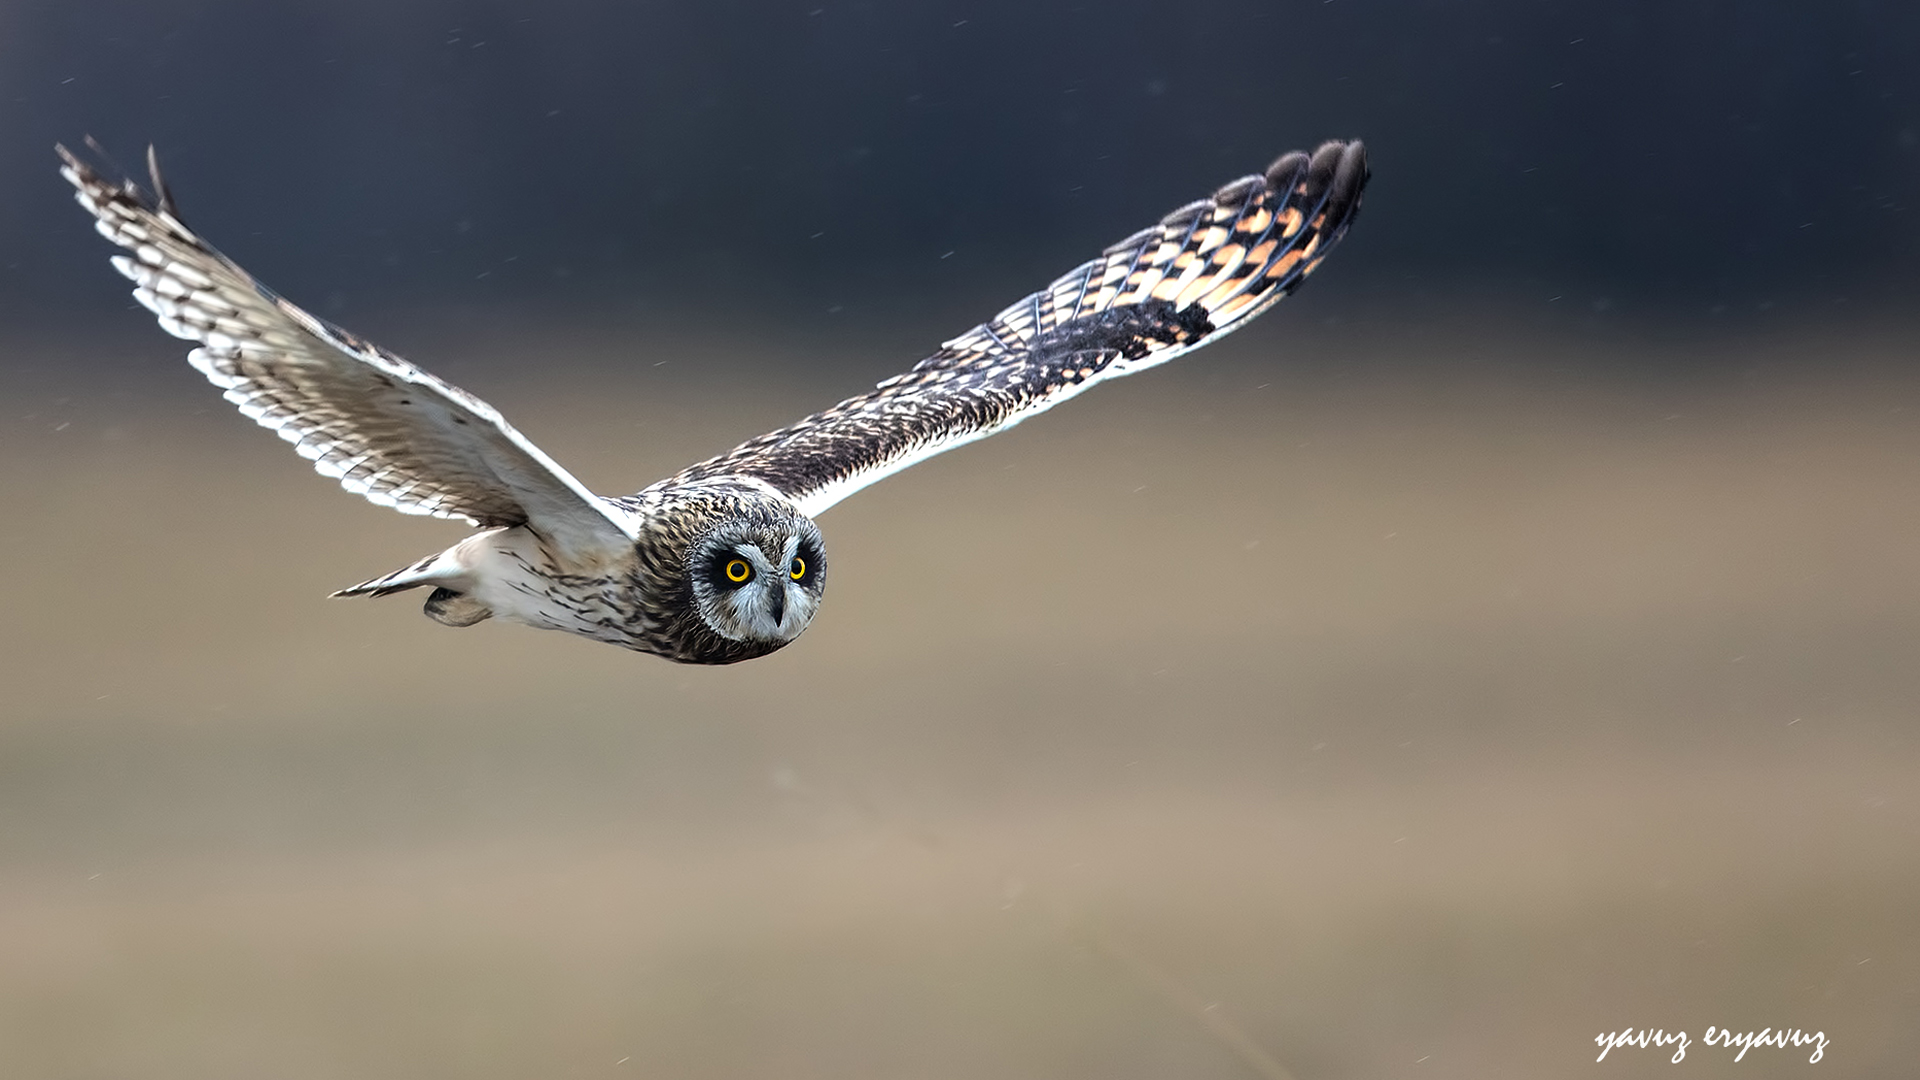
[686,515,826,646]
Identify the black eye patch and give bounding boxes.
[708,553,754,590]
[790,540,823,586]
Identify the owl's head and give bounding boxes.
[685,511,826,648]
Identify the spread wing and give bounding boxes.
[668,140,1368,517]
[59,144,635,558]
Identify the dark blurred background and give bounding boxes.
[3,2,1917,1078]
[5,0,1918,333]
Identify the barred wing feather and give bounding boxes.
[671,140,1368,517]
[59,145,634,560]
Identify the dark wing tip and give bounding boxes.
[55,140,105,190]
[56,138,177,218]
[1264,149,1311,188]
[1213,174,1263,208]
[1266,140,1367,206]
[1304,140,1346,192]
[1328,138,1374,233]
[1264,141,1366,242]
[146,144,179,217]
[59,138,184,222]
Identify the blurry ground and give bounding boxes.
[2,312,1917,1079]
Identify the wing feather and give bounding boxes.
[668,140,1369,517]
[60,144,635,558]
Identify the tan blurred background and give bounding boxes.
[3,312,1915,1078]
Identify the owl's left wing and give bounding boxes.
[669,140,1368,517]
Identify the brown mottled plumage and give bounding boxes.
[60,139,1366,664]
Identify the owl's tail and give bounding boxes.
[331,537,494,627]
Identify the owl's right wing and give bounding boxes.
[60,144,635,560]
[668,141,1368,517]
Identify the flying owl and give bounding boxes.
[60,139,1368,664]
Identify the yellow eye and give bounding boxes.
[789,556,806,580]
[725,558,752,583]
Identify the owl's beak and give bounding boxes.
[768,586,786,626]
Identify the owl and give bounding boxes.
[61,139,1368,664]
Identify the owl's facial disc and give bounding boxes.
[689,520,825,644]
